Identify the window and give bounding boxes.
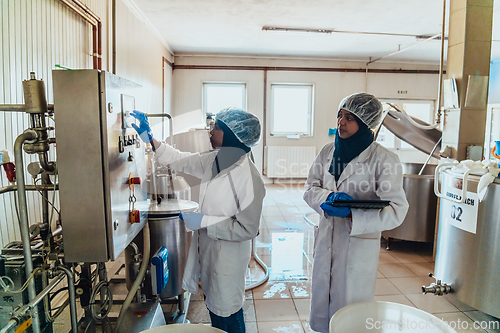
[202,82,246,116]
[271,84,314,136]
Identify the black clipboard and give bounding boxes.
[326,200,391,209]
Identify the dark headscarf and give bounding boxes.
[212,120,251,178]
[329,114,374,181]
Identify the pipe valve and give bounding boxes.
[422,273,452,296]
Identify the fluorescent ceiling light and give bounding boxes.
[262,26,333,34]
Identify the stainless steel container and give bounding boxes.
[125,199,198,299]
[155,172,191,201]
[382,163,438,242]
[434,170,500,318]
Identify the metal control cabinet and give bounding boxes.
[53,70,148,262]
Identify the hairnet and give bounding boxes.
[338,93,383,129]
[216,107,261,147]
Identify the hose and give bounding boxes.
[387,103,440,130]
[115,222,150,332]
[245,238,269,290]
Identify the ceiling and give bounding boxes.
[132,0,500,65]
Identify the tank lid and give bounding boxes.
[147,199,199,216]
[382,110,442,158]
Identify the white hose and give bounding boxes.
[245,238,269,290]
[115,223,150,332]
[387,103,440,130]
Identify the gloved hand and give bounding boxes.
[130,110,153,143]
[320,191,354,218]
[179,212,204,231]
[325,191,353,203]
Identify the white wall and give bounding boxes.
[172,56,440,178]
[0,0,172,249]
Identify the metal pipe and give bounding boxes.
[0,104,53,112]
[147,113,173,146]
[0,104,27,112]
[173,64,442,75]
[14,129,41,333]
[0,272,65,333]
[262,70,267,175]
[418,137,442,176]
[0,184,59,195]
[55,266,78,333]
[38,153,56,172]
[41,173,50,228]
[436,0,447,124]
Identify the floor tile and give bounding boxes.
[186,299,211,324]
[377,263,417,278]
[444,295,477,312]
[463,311,500,333]
[293,298,311,321]
[301,320,321,333]
[288,281,311,299]
[375,278,401,296]
[243,298,257,322]
[254,299,300,322]
[404,261,435,277]
[389,250,428,263]
[388,276,428,295]
[253,281,291,300]
[406,294,459,314]
[435,312,486,333]
[374,295,416,307]
[378,252,400,264]
[245,321,259,333]
[257,321,305,333]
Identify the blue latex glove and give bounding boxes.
[179,212,204,231]
[130,110,153,143]
[320,191,354,218]
[326,191,353,203]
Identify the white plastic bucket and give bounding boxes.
[329,301,457,333]
[141,324,225,333]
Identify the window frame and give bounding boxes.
[270,83,315,137]
[202,82,247,117]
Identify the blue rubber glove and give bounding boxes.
[130,110,153,143]
[320,191,354,218]
[325,191,353,203]
[179,212,204,231]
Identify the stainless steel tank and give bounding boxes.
[382,163,438,242]
[434,170,500,318]
[125,199,198,299]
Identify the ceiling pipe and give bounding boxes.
[173,64,442,75]
[366,33,442,66]
[58,0,102,69]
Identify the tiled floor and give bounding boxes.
[52,183,500,332]
[186,184,500,333]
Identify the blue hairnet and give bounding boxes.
[338,93,383,129]
[216,107,261,147]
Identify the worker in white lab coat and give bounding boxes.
[132,108,265,333]
[303,93,409,333]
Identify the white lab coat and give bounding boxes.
[155,143,266,317]
[303,141,408,333]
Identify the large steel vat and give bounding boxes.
[382,163,438,242]
[125,199,198,299]
[434,170,500,318]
